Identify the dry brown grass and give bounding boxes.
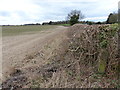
[31,24,119,88]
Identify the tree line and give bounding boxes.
[42,10,118,26]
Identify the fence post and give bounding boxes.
[118,1,120,84]
[98,48,109,74]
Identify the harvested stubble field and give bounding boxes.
[1,24,119,88]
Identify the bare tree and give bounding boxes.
[67,10,85,25]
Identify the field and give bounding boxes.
[1,24,119,88]
[2,25,58,36]
[2,25,68,86]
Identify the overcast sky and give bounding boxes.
[0,0,119,25]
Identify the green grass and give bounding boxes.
[2,25,58,36]
[109,23,118,30]
[58,24,70,26]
